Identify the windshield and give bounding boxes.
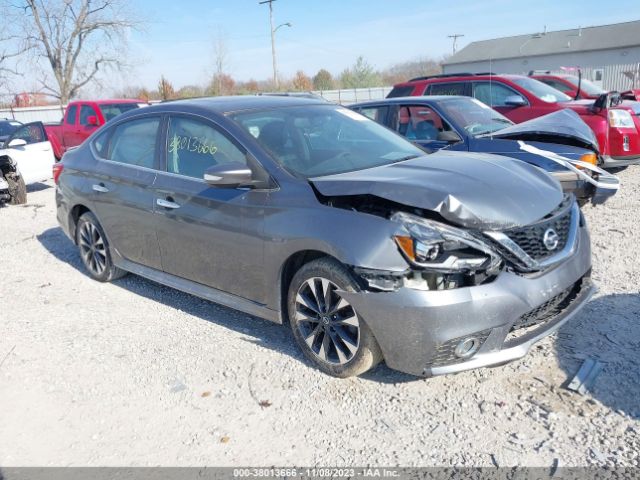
[511,77,572,103]
[0,121,20,137]
[438,97,513,136]
[230,105,424,178]
[99,103,140,122]
[564,76,605,96]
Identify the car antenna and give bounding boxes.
[576,67,582,101]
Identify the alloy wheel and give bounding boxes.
[294,277,360,365]
[78,221,107,276]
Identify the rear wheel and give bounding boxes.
[287,257,382,377]
[76,212,126,282]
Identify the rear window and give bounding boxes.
[0,121,20,137]
[99,103,140,122]
[387,86,414,98]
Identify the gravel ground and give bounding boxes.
[0,169,638,468]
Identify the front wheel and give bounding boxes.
[287,258,382,377]
[76,212,127,282]
[5,172,26,205]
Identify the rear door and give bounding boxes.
[89,115,163,269]
[5,122,55,184]
[151,113,267,301]
[62,104,80,148]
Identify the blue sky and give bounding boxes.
[124,0,638,90]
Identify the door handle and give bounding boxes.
[156,198,180,209]
[92,184,109,193]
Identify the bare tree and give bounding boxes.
[20,0,138,103]
[0,4,29,91]
[211,30,229,96]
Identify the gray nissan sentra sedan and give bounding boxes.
[54,96,595,378]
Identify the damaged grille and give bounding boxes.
[426,329,492,368]
[503,197,573,262]
[506,277,585,343]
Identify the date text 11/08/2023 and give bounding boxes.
[232,468,401,478]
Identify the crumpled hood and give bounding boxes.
[484,109,599,152]
[311,151,563,230]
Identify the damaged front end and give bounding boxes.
[0,155,26,205]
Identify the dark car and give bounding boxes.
[350,96,618,204]
[389,73,640,168]
[54,96,594,378]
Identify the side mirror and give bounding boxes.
[86,115,99,126]
[8,138,27,148]
[504,95,527,107]
[204,162,253,188]
[437,130,462,143]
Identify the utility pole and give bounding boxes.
[447,34,464,55]
[260,0,279,89]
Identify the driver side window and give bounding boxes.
[166,116,247,180]
[472,82,525,107]
[394,106,454,141]
[12,123,46,145]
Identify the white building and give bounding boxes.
[442,20,640,91]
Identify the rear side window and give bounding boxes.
[66,105,78,125]
[387,86,414,98]
[80,105,98,126]
[102,117,160,169]
[425,82,466,96]
[166,116,246,180]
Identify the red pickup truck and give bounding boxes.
[45,99,144,159]
[390,73,640,168]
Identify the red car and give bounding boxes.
[390,73,640,168]
[531,73,640,102]
[45,99,144,159]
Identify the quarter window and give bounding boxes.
[472,82,526,107]
[103,117,160,168]
[166,116,246,180]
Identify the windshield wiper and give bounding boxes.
[393,154,422,162]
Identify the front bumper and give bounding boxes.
[340,225,592,377]
[600,154,640,168]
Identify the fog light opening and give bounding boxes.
[454,337,480,359]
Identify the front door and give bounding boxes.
[5,122,55,184]
[151,114,267,301]
[89,115,163,269]
[392,105,459,151]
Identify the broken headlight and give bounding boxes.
[391,212,502,273]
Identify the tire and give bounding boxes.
[5,172,27,205]
[76,212,127,282]
[287,257,383,377]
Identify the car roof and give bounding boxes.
[394,73,528,87]
[352,95,473,107]
[143,95,330,115]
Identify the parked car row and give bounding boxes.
[388,72,640,168]
[53,96,596,378]
[350,96,619,205]
[0,100,144,205]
